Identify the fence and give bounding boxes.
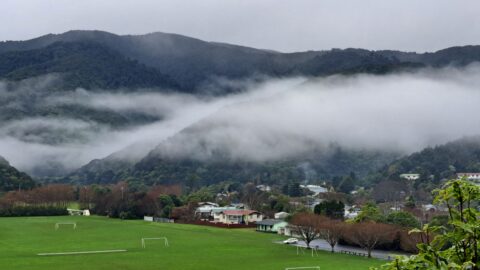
[180,220,257,229]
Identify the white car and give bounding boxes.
[283,238,298,244]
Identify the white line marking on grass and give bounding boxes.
[37,250,127,256]
[285,267,320,270]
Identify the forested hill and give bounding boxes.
[1,30,480,92]
[64,144,399,189]
[0,156,36,192]
[368,136,480,186]
[0,41,179,90]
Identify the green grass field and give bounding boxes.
[0,216,383,270]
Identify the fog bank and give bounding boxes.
[1,66,480,176]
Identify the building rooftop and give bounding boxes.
[256,219,285,226]
[222,210,259,216]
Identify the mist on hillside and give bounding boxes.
[1,65,480,176]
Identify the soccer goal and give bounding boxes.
[285,267,320,270]
[141,237,169,248]
[296,246,318,257]
[55,222,77,230]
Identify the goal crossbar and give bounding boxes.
[141,237,169,248]
[55,222,77,230]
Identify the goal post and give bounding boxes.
[296,246,318,257]
[141,237,169,248]
[55,222,77,230]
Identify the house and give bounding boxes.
[256,185,272,192]
[227,203,246,209]
[344,205,360,219]
[457,173,480,183]
[216,209,263,225]
[197,202,219,208]
[300,184,328,196]
[422,204,437,212]
[256,219,288,233]
[195,202,263,224]
[400,174,420,181]
[210,207,238,222]
[274,211,289,220]
[195,202,221,220]
[67,209,90,216]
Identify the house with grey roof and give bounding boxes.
[256,219,288,233]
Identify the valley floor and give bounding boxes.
[0,216,383,270]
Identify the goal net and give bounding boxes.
[141,237,169,248]
[55,222,77,230]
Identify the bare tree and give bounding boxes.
[345,222,396,258]
[317,218,344,252]
[290,213,322,249]
[240,182,267,210]
[372,180,407,203]
[171,202,197,222]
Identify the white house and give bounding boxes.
[457,173,480,183]
[300,185,328,196]
[400,174,420,181]
[67,209,90,216]
[274,212,289,220]
[195,202,221,220]
[256,185,272,192]
[216,209,263,225]
[344,205,361,219]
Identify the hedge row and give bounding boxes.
[0,206,68,217]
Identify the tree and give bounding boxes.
[372,180,407,203]
[288,182,303,197]
[290,213,322,249]
[314,200,345,219]
[385,211,420,228]
[240,183,267,210]
[317,218,344,252]
[354,203,385,223]
[337,176,355,194]
[158,194,174,218]
[377,178,480,269]
[345,222,396,258]
[171,202,197,222]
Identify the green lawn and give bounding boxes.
[0,216,383,270]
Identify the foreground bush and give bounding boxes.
[376,179,480,270]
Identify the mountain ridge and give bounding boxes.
[2,30,480,92]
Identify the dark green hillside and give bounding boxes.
[2,31,479,92]
[66,144,397,187]
[369,136,480,186]
[295,49,423,76]
[0,41,178,90]
[0,156,36,192]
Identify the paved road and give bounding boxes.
[276,239,409,260]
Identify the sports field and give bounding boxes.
[0,216,383,270]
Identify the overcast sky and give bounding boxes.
[2,0,480,52]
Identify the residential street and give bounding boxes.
[276,239,409,260]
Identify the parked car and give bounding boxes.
[283,238,298,244]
